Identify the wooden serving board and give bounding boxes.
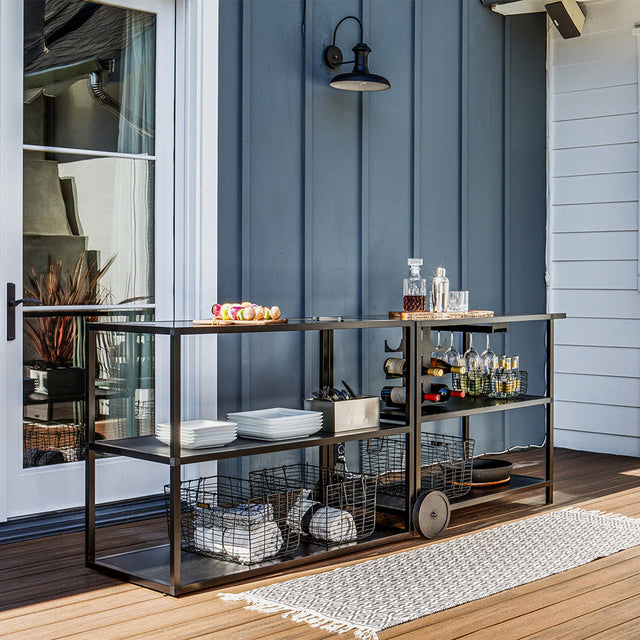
[388,310,494,320]
[192,318,288,326]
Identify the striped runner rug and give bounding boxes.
[220,508,640,640]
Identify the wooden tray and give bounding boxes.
[388,310,494,320]
[192,318,288,326]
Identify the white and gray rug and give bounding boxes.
[219,508,640,640]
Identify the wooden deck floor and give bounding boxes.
[2,447,640,639]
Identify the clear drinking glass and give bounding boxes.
[447,291,469,313]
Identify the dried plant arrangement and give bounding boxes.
[24,252,115,367]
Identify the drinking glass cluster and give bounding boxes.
[448,334,524,398]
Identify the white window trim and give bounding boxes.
[175,0,219,428]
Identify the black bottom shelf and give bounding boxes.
[376,474,550,514]
[451,474,551,509]
[90,524,411,595]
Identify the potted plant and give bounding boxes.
[24,252,115,398]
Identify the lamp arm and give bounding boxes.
[332,15,363,46]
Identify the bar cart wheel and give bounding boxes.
[412,490,450,539]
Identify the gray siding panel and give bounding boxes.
[218,0,547,473]
[548,0,640,457]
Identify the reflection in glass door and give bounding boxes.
[13,0,174,515]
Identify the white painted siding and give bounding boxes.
[548,0,640,456]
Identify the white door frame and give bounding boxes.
[0,0,219,520]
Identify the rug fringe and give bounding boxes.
[218,592,379,640]
[562,507,640,524]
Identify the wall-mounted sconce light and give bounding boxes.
[323,16,390,91]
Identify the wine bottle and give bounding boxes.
[381,386,440,406]
[383,357,445,378]
[429,383,466,402]
[383,357,406,376]
[429,357,466,375]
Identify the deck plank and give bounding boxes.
[519,594,640,640]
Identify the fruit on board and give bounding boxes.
[210,302,281,321]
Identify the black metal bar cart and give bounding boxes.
[84,313,563,595]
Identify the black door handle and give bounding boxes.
[7,283,42,341]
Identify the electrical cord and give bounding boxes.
[475,434,547,458]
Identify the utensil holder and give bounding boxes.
[304,396,380,434]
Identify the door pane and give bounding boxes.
[22,0,158,469]
[24,0,156,155]
[23,310,155,466]
[23,150,155,304]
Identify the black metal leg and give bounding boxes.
[405,325,417,528]
[169,333,182,595]
[84,328,96,566]
[319,329,334,389]
[546,318,554,504]
[319,329,334,469]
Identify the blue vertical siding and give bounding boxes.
[217,0,547,473]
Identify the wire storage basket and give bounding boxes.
[360,436,407,498]
[360,432,475,501]
[488,370,528,399]
[452,370,527,399]
[454,370,489,397]
[23,420,83,466]
[250,463,378,546]
[421,432,474,499]
[164,475,302,565]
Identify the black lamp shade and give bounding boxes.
[329,43,390,92]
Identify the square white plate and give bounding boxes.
[227,408,322,425]
[156,419,237,433]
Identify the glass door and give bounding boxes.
[1,0,174,519]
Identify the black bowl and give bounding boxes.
[471,458,513,485]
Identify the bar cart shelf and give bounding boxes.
[85,313,563,595]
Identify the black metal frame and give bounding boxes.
[84,313,563,595]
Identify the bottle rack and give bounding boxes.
[84,313,563,595]
[381,314,561,512]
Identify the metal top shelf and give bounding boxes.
[87,312,564,335]
[90,422,411,464]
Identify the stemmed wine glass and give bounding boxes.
[480,334,498,374]
[479,334,498,396]
[443,331,460,367]
[463,334,479,372]
[463,334,480,395]
[430,331,447,361]
[444,331,463,391]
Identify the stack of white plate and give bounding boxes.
[155,420,237,449]
[227,408,323,440]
